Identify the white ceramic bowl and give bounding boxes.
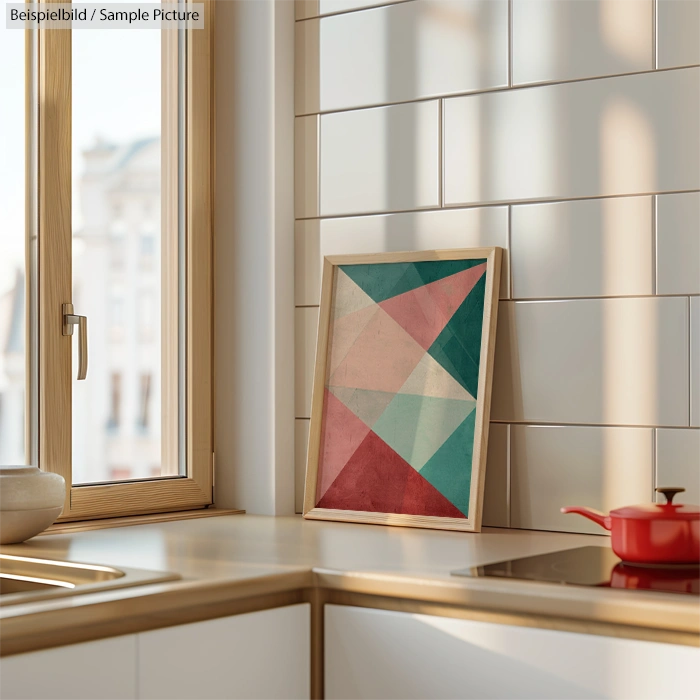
[0,466,65,544]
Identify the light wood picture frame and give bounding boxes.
[303,247,502,533]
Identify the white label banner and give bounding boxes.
[6,3,205,28]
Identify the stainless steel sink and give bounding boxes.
[0,553,180,605]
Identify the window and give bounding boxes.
[0,17,33,470]
[8,0,214,520]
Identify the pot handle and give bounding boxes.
[656,487,685,504]
[560,506,612,531]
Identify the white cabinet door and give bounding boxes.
[325,605,699,700]
[138,603,310,700]
[0,635,137,700]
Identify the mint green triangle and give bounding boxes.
[372,393,476,471]
[428,273,486,398]
[340,259,487,304]
[419,411,476,517]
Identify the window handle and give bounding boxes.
[62,303,88,380]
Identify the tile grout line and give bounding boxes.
[293,415,700,430]
[490,420,700,430]
[297,293,698,309]
[689,296,692,426]
[506,423,512,528]
[295,0,415,23]
[294,188,700,222]
[652,427,657,501]
[652,195,657,295]
[507,204,513,299]
[438,98,444,208]
[293,64,700,118]
[315,114,321,218]
[653,0,658,70]
[507,0,513,88]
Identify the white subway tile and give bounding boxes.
[295,115,319,219]
[295,307,320,418]
[511,197,653,299]
[482,423,509,528]
[492,297,689,426]
[692,297,700,426]
[513,0,652,85]
[511,425,653,534]
[296,0,508,115]
[320,101,440,216]
[656,192,700,295]
[318,0,405,17]
[444,68,700,206]
[657,0,700,69]
[295,419,311,513]
[656,428,700,504]
[294,206,509,306]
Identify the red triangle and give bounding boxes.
[402,468,466,518]
[317,431,465,518]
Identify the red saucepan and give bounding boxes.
[561,487,700,565]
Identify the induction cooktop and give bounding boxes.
[452,546,699,596]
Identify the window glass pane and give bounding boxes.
[0,26,30,466]
[72,15,183,484]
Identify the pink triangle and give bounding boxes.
[378,263,487,350]
[316,388,371,502]
[328,307,425,394]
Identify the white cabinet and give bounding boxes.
[0,635,137,700]
[325,605,699,700]
[138,603,310,700]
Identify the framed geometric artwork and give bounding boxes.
[303,248,502,532]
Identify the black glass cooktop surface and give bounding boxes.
[452,546,699,596]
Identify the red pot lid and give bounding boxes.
[611,488,700,521]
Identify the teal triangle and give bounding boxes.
[419,410,476,517]
[372,393,476,471]
[413,259,486,287]
[428,273,486,398]
[340,258,487,304]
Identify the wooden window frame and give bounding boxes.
[37,0,214,520]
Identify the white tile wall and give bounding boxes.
[295,419,311,512]
[656,192,700,295]
[655,428,700,504]
[444,68,700,206]
[295,206,509,305]
[512,0,653,85]
[295,0,700,530]
[692,297,700,427]
[482,423,509,527]
[296,0,508,114]
[303,0,396,20]
[295,307,319,418]
[511,197,653,298]
[492,298,689,426]
[657,0,700,69]
[510,425,653,534]
[320,101,440,216]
